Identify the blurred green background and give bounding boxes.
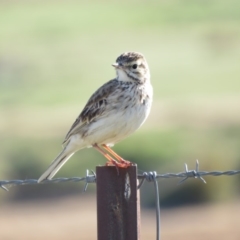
[0,0,240,207]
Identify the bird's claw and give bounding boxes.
[105,159,133,168]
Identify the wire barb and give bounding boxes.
[83,169,96,192]
[178,160,207,185]
[0,184,9,191]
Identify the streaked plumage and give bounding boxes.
[38,52,153,183]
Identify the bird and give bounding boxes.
[38,52,153,183]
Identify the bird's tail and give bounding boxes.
[38,146,75,183]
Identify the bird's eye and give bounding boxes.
[132,64,138,69]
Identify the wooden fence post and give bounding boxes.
[96,165,140,240]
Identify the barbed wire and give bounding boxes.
[1,160,240,240]
[1,160,240,191]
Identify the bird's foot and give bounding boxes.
[118,159,134,167]
[105,159,134,168]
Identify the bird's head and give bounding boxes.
[112,52,150,84]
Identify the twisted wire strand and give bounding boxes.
[151,170,240,178]
[1,169,239,189]
[1,162,240,240]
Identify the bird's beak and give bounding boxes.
[112,63,121,69]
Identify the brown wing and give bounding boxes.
[62,79,118,145]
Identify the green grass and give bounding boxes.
[0,1,240,106]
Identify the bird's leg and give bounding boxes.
[102,144,124,162]
[93,144,117,165]
[93,144,121,174]
[92,144,121,170]
[102,144,133,167]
